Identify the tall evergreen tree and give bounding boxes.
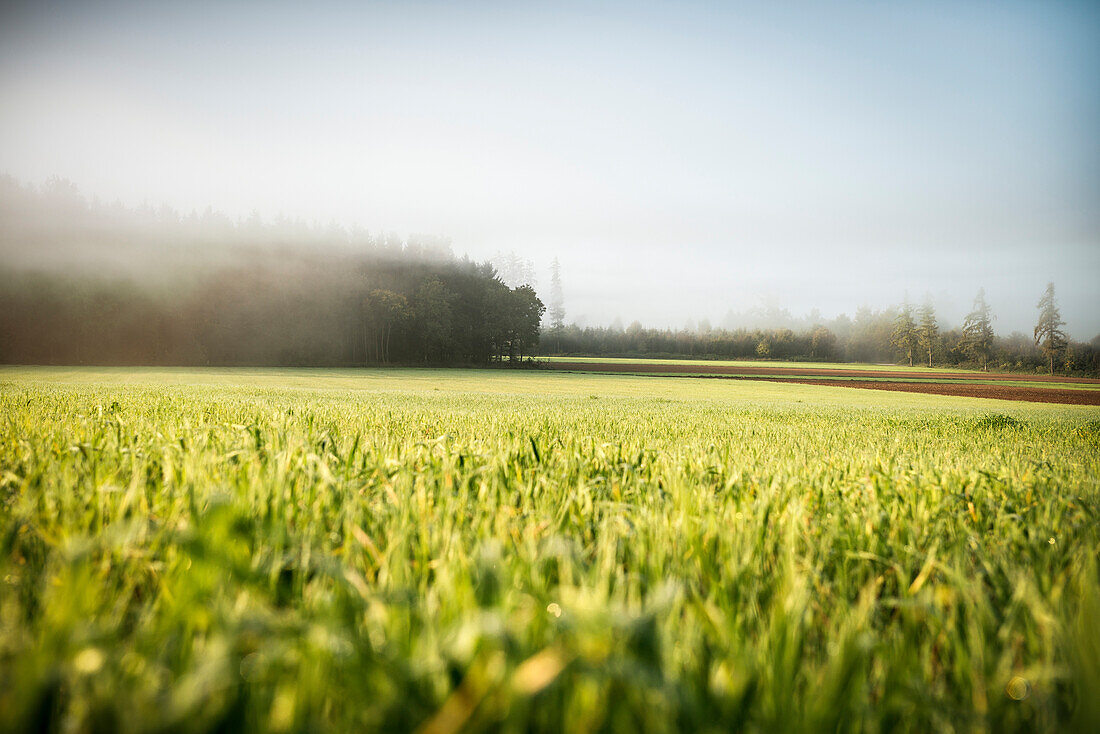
[1034,282,1067,375]
[891,302,918,367]
[548,257,565,330]
[962,289,995,371]
[917,299,938,368]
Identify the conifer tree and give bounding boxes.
[962,289,995,371]
[917,300,938,368]
[891,302,918,367]
[1034,282,1067,375]
[549,258,565,330]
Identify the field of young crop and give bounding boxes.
[2,367,1099,732]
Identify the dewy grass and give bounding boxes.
[1,368,1098,732]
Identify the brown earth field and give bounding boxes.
[550,361,1100,383]
[548,361,1100,406]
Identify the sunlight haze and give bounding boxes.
[1,0,1097,335]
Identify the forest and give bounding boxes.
[0,177,544,366]
[1,176,1096,373]
[540,310,1100,375]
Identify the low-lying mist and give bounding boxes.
[0,177,543,366]
[2,176,1096,374]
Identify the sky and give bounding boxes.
[1,0,1098,336]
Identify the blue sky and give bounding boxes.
[1,0,1097,335]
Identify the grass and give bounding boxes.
[1,367,1099,732]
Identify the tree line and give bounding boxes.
[0,178,544,366]
[887,285,1071,374]
[541,285,1098,375]
[1,178,1093,374]
[0,256,545,367]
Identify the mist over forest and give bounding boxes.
[0,176,1096,373]
[0,177,544,366]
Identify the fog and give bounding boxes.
[2,0,1098,338]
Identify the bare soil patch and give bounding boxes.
[551,361,1100,384]
[549,361,1100,405]
[770,377,1100,405]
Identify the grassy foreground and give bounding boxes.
[1,367,1099,733]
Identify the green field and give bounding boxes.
[2,367,1099,732]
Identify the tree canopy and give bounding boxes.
[891,302,918,367]
[1034,282,1067,375]
[962,289,995,371]
[0,182,545,366]
[917,301,939,368]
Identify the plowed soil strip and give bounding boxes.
[768,377,1100,405]
[550,361,1100,385]
[547,362,1100,405]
